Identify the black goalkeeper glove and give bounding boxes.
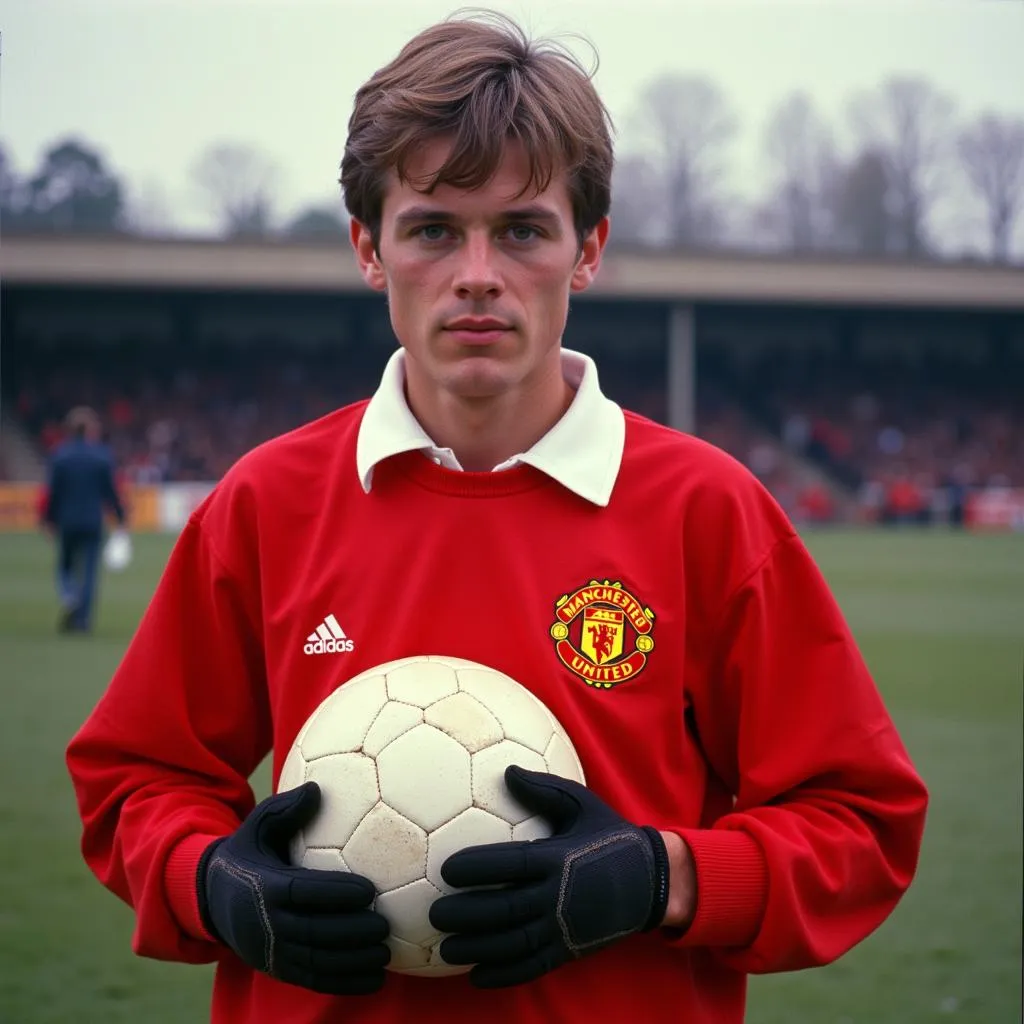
[196,781,390,995]
[429,765,670,988]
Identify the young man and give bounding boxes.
[43,406,127,632]
[66,13,927,1023]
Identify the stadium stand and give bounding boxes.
[7,321,1021,528]
[9,348,381,484]
[2,237,1021,529]
[708,332,1024,523]
[2,340,845,524]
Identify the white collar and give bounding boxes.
[356,348,625,506]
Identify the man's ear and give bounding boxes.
[351,219,387,292]
[570,216,610,293]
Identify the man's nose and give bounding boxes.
[452,233,503,298]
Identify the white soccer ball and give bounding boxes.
[277,655,585,978]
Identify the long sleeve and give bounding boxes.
[673,528,928,971]
[65,501,273,963]
[43,457,61,526]
[102,454,127,525]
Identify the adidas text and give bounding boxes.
[304,614,354,655]
[304,636,354,655]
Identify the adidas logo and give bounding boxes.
[303,614,355,655]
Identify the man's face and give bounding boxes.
[351,137,608,404]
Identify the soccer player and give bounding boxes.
[43,406,126,632]
[66,12,928,1023]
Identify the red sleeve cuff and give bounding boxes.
[165,833,224,942]
[670,827,768,948]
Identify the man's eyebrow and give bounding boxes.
[393,205,563,227]
[393,207,457,227]
[502,206,562,225]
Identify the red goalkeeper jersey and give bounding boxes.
[67,359,927,1024]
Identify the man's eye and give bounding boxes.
[418,224,450,241]
[506,225,539,242]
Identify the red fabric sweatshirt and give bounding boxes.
[66,404,928,1024]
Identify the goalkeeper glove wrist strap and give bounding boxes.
[641,825,671,931]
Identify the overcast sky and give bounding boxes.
[2,0,1023,247]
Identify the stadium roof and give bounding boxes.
[3,234,1024,310]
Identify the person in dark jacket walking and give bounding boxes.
[43,407,127,632]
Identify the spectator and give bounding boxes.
[42,407,127,633]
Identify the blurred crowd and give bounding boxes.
[745,353,1023,524]
[11,352,378,485]
[6,341,1021,529]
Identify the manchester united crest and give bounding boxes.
[550,580,655,689]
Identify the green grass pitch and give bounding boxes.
[0,529,1021,1023]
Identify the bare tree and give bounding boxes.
[609,154,661,246]
[191,142,282,238]
[0,144,28,233]
[849,77,955,257]
[831,149,893,256]
[958,113,1024,262]
[629,74,737,247]
[286,204,348,240]
[759,92,836,250]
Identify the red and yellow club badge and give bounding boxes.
[550,580,655,689]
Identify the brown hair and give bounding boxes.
[340,11,614,249]
[65,406,101,439]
